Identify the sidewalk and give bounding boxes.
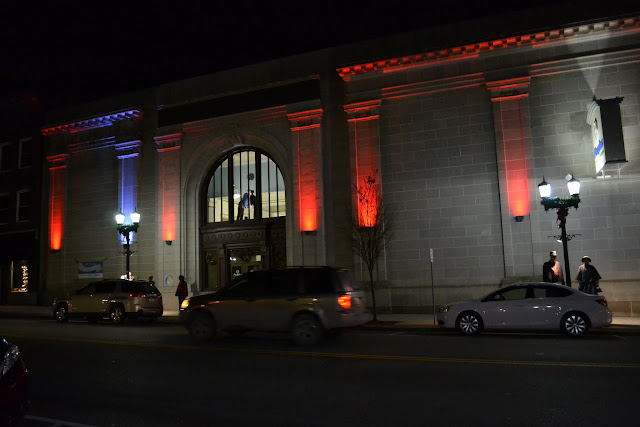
[1,305,639,332]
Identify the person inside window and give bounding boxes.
[236,190,254,220]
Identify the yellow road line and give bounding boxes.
[6,334,640,369]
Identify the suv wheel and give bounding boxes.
[109,305,126,325]
[54,304,69,322]
[291,313,323,346]
[189,312,216,343]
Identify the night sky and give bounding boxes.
[3,0,639,111]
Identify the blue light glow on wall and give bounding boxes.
[116,142,140,244]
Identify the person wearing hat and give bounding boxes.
[542,250,564,284]
[576,256,602,294]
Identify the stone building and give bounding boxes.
[40,11,640,315]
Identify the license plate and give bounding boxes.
[148,298,155,302]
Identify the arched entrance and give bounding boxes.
[200,149,286,290]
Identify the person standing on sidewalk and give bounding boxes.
[576,256,602,294]
[542,250,564,284]
[175,275,188,307]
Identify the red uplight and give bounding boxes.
[337,294,351,309]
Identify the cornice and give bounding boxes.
[154,133,183,152]
[344,100,381,122]
[337,17,640,80]
[42,109,143,136]
[287,109,323,131]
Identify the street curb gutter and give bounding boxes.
[2,312,639,334]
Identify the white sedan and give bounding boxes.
[437,282,611,337]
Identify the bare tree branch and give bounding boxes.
[351,170,396,321]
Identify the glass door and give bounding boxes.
[228,247,263,279]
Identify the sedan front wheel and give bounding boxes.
[456,311,482,335]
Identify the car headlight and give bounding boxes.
[180,298,190,309]
[440,305,452,313]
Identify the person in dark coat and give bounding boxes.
[576,256,602,294]
[175,275,188,307]
[542,250,564,284]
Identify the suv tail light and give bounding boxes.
[129,292,145,298]
[337,294,351,310]
[596,298,608,307]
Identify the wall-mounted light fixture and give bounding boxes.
[165,240,172,246]
[515,216,524,222]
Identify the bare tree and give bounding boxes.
[351,170,396,322]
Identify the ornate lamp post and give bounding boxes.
[538,175,581,287]
[115,210,140,280]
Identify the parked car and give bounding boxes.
[437,282,611,337]
[180,267,369,345]
[53,279,163,324]
[0,337,29,426]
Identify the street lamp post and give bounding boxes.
[115,210,140,280]
[538,175,581,287]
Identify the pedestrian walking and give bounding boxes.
[175,275,188,307]
[576,256,602,294]
[542,250,564,284]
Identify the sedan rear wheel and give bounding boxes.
[189,312,216,343]
[562,312,588,337]
[456,311,482,335]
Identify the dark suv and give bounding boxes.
[53,279,163,324]
[180,267,369,345]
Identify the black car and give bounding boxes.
[0,337,29,425]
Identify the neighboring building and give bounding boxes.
[0,94,44,305]
[40,11,640,315]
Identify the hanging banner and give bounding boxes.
[78,261,104,279]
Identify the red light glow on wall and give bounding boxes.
[498,97,530,217]
[297,131,317,232]
[290,110,321,232]
[160,146,179,242]
[49,165,66,250]
[347,101,381,227]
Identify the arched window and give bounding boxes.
[205,149,285,223]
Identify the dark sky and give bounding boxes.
[3,0,639,111]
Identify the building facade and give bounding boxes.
[40,13,640,315]
[0,94,44,306]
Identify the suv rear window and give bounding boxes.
[303,269,333,294]
[336,271,360,292]
[121,281,160,295]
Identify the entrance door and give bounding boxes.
[229,247,263,279]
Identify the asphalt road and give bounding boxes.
[3,318,639,427]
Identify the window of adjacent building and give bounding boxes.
[0,193,9,224]
[10,260,29,293]
[17,189,31,222]
[19,137,33,169]
[0,142,16,172]
[206,149,285,223]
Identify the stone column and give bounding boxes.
[154,133,182,302]
[487,77,537,280]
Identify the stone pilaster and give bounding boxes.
[487,77,537,280]
[287,108,324,266]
